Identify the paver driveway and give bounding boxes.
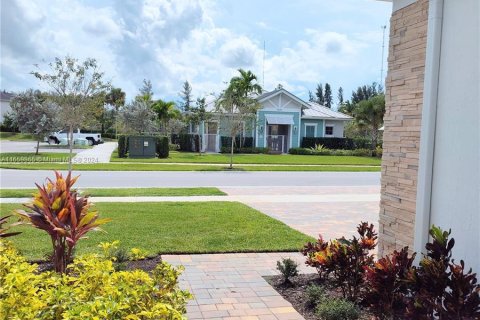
[164,185,380,320]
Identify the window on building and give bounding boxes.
[305,125,315,137]
[325,126,334,136]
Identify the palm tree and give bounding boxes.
[230,69,263,98]
[353,94,385,149]
[105,87,126,138]
[151,99,180,136]
[216,69,262,169]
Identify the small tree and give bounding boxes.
[179,80,193,112]
[32,56,110,172]
[216,69,261,169]
[119,99,157,134]
[10,90,59,155]
[187,97,211,155]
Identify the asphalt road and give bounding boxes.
[0,169,380,188]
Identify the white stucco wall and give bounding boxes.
[427,0,479,272]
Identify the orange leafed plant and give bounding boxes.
[16,171,110,273]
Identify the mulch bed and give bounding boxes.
[264,273,375,320]
[34,255,163,273]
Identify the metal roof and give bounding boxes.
[303,102,352,120]
[0,91,15,101]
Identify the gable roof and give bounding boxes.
[256,88,310,108]
[302,102,352,120]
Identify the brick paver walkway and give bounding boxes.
[164,252,312,320]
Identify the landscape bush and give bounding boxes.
[155,136,169,158]
[15,172,110,273]
[289,147,374,157]
[404,226,480,319]
[301,137,372,150]
[220,136,254,149]
[117,134,128,158]
[302,223,480,319]
[0,240,192,320]
[305,284,326,307]
[220,147,269,154]
[276,258,299,284]
[302,222,377,301]
[315,297,359,320]
[171,133,198,152]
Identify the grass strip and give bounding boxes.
[1,201,313,260]
[0,187,226,198]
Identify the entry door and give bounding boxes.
[206,122,218,152]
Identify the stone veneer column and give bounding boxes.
[379,0,429,257]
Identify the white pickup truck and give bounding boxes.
[46,129,103,146]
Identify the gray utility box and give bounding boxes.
[128,136,156,158]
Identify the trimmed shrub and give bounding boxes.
[220,136,254,149]
[171,134,198,152]
[301,137,372,150]
[289,147,314,155]
[220,147,269,154]
[316,297,359,320]
[306,284,326,307]
[155,136,169,158]
[276,258,299,284]
[118,135,128,158]
[0,240,192,319]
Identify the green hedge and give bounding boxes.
[220,147,269,154]
[171,134,199,152]
[117,135,128,158]
[220,136,254,148]
[155,136,169,158]
[301,137,372,150]
[289,147,373,157]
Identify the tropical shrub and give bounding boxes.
[316,297,359,320]
[276,258,299,284]
[301,137,372,150]
[0,215,21,238]
[15,172,110,273]
[363,247,416,318]
[302,222,377,301]
[0,240,192,319]
[405,226,480,319]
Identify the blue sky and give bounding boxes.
[1,0,392,108]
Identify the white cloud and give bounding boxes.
[0,0,389,103]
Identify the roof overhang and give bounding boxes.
[265,114,295,125]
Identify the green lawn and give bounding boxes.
[0,187,225,198]
[1,202,313,260]
[112,151,381,166]
[0,162,381,171]
[0,132,35,141]
[0,152,74,163]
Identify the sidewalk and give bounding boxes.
[164,252,310,320]
[72,142,117,164]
